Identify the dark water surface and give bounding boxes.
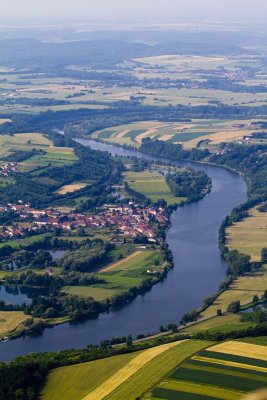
[0,140,247,361]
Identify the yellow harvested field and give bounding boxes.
[227,207,267,261]
[56,183,88,195]
[100,251,142,272]
[0,118,10,124]
[116,130,130,138]
[193,355,267,373]
[0,132,52,147]
[184,129,249,148]
[81,341,186,400]
[135,125,166,143]
[0,311,28,338]
[160,134,173,141]
[210,341,267,361]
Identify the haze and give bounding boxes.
[1,0,267,21]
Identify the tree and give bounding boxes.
[126,335,133,347]
[261,248,267,263]
[253,295,259,304]
[263,290,267,301]
[227,300,240,314]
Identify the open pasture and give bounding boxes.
[123,170,185,204]
[227,206,267,261]
[41,340,209,400]
[150,340,267,400]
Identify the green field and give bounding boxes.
[149,340,267,400]
[227,206,267,261]
[180,314,252,335]
[124,170,186,204]
[0,133,77,170]
[62,250,164,300]
[41,340,210,400]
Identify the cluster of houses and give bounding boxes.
[0,162,18,177]
[0,201,168,242]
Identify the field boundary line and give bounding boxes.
[81,340,187,400]
[100,251,143,272]
[193,356,267,373]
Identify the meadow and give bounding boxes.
[123,170,185,204]
[227,206,267,262]
[41,340,209,400]
[62,250,164,300]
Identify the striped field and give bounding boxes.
[149,340,267,400]
[41,340,210,400]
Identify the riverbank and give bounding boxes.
[0,138,248,361]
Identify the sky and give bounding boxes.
[1,0,267,21]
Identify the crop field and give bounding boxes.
[149,340,267,400]
[0,311,28,339]
[41,340,210,400]
[227,206,267,261]
[56,182,88,195]
[123,170,185,204]
[92,119,265,149]
[63,251,163,300]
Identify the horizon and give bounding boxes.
[1,0,267,23]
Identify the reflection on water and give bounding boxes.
[0,285,48,305]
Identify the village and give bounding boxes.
[0,162,18,177]
[0,201,169,242]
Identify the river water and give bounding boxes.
[0,140,248,361]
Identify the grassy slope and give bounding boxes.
[41,351,142,400]
[105,341,210,400]
[41,340,210,400]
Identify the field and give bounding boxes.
[0,133,77,168]
[92,119,266,149]
[180,314,249,335]
[227,206,267,261]
[0,311,28,339]
[41,339,210,400]
[200,264,267,318]
[123,170,186,204]
[56,182,88,195]
[62,250,164,300]
[149,340,267,400]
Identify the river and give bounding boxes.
[0,140,248,361]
